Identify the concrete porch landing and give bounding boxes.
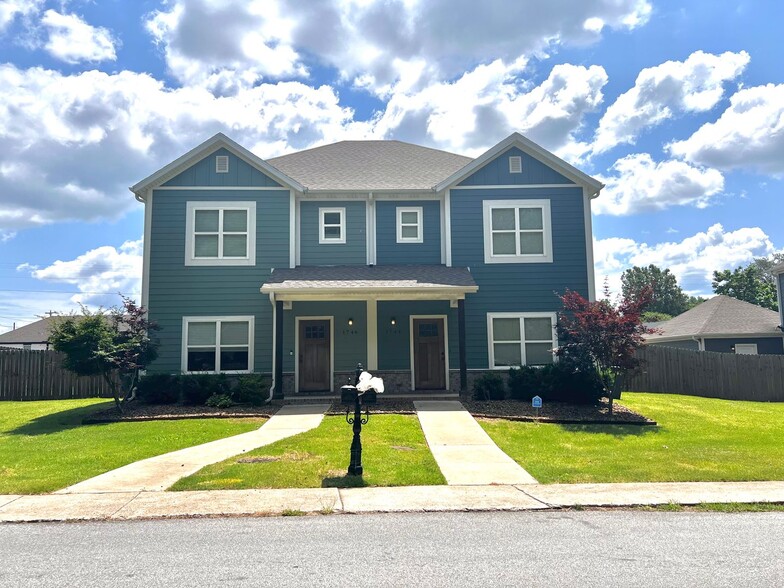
[56,404,330,494]
[414,400,538,485]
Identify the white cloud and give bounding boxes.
[592,50,749,155]
[21,238,143,308]
[668,83,784,176]
[0,0,41,32]
[41,9,117,64]
[594,223,776,299]
[594,153,724,215]
[145,0,649,93]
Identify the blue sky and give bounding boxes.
[1,0,782,332]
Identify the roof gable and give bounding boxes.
[0,317,57,344]
[436,132,603,195]
[162,147,283,188]
[457,146,575,187]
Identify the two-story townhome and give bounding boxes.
[131,132,603,398]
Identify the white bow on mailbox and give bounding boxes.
[356,371,385,393]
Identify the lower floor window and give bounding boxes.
[487,312,557,367]
[183,316,254,373]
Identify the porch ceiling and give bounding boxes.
[261,264,478,301]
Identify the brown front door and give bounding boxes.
[299,320,331,392]
[413,318,446,390]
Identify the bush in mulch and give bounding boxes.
[463,398,654,425]
[507,362,604,405]
[135,373,269,407]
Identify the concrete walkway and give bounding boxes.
[414,400,538,485]
[56,404,330,494]
[2,481,783,522]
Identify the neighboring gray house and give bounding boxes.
[131,132,603,396]
[644,295,784,355]
[0,317,57,350]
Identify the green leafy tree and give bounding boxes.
[621,265,690,316]
[712,263,779,311]
[49,297,159,413]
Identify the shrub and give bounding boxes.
[508,361,603,405]
[232,374,268,406]
[472,371,506,401]
[136,373,180,405]
[180,374,231,405]
[205,393,233,408]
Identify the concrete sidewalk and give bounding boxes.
[1,481,783,522]
[415,400,538,485]
[56,404,330,494]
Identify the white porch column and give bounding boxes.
[367,298,378,370]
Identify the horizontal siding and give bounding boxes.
[375,200,441,265]
[163,148,283,187]
[377,301,458,370]
[147,188,290,373]
[458,147,574,186]
[452,186,588,369]
[704,337,784,355]
[299,200,367,266]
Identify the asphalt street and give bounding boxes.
[1,511,782,587]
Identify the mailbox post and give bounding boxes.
[341,363,377,476]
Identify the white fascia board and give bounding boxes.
[129,132,305,200]
[434,132,604,196]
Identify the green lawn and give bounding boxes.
[0,399,266,494]
[172,414,445,490]
[480,393,784,484]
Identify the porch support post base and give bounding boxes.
[458,298,467,395]
[274,299,284,399]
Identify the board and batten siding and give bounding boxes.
[451,185,589,369]
[147,188,290,374]
[375,200,441,265]
[457,147,575,186]
[299,200,367,266]
[162,148,283,188]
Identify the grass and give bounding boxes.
[480,393,784,484]
[0,399,266,494]
[638,503,784,513]
[171,414,445,490]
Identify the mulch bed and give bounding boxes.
[85,398,653,425]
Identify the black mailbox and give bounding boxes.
[340,385,377,405]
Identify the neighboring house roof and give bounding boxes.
[261,265,478,295]
[0,317,58,344]
[267,141,472,192]
[773,262,784,275]
[645,295,783,342]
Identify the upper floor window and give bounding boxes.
[396,206,423,243]
[487,312,556,368]
[185,201,256,266]
[482,199,552,264]
[182,316,254,373]
[319,207,346,244]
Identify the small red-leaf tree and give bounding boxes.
[49,297,159,413]
[556,288,654,410]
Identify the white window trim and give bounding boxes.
[482,199,552,264]
[396,206,423,244]
[319,207,346,244]
[185,201,256,266]
[486,312,557,369]
[181,316,255,374]
[734,343,758,355]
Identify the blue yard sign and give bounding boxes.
[532,395,542,408]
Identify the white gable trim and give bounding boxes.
[130,133,304,201]
[434,132,604,196]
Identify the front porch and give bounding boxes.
[260,265,478,399]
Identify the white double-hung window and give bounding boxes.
[482,199,552,263]
[185,201,256,266]
[182,316,254,373]
[396,206,423,243]
[319,207,346,244]
[487,312,557,368]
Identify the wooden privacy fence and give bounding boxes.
[0,349,114,401]
[626,345,784,402]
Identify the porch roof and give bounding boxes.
[261,265,478,300]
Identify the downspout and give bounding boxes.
[691,336,703,351]
[266,292,276,404]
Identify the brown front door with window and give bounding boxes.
[413,318,446,390]
[299,320,331,392]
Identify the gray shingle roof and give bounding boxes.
[0,317,58,344]
[267,141,472,191]
[262,265,477,292]
[645,295,782,340]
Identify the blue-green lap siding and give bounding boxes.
[704,337,784,355]
[147,188,290,374]
[299,200,367,265]
[457,147,575,186]
[451,186,589,369]
[282,301,368,372]
[162,148,283,188]
[375,200,441,265]
[376,301,458,370]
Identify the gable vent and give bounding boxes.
[509,156,522,174]
[215,155,229,173]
